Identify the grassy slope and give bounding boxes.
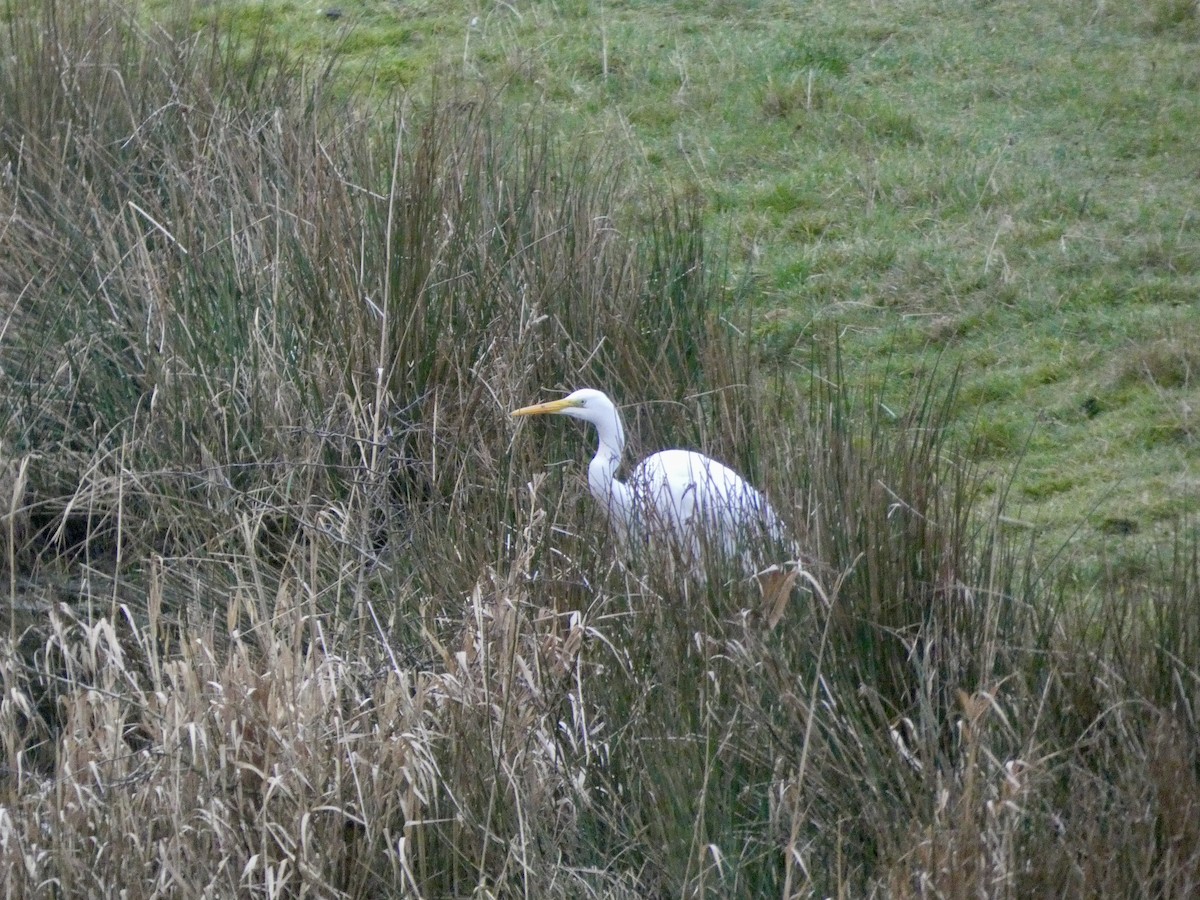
[175,0,1200,572]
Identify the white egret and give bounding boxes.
[511,388,796,586]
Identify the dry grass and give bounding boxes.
[0,513,600,896]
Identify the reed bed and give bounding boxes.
[0,2,1196,896]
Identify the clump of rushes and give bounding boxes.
[0,2,1197,897]
[0,0,734,606]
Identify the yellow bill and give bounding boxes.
[511,397,580,417]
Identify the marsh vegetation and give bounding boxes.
[0,1,1197,895]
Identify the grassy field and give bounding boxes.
[165,0,1200,572]
[0,0,1198,896]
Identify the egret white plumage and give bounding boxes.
[511,388,795,581]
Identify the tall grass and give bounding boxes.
[0,1,1197,896]
[0,0,733,596]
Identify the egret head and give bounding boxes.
[511,388,625,453]
[511,389,614,426]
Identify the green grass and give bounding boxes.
[146,0,1200,570]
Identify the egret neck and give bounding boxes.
[584,402,635,530]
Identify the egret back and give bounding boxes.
[626,448,788,575]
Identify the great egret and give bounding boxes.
[511,388,795,583]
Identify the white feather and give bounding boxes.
[513,388,793,577]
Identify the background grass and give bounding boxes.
[151,0,1200,577]
[0,0,1197,896]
